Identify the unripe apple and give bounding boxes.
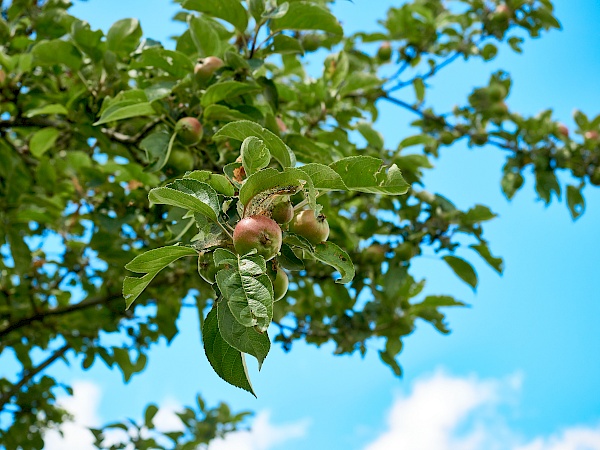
[270,201,294,225]
[272,267,289,301]
[168,149,194,172]
[363,244,387,265]
[290,210,329,245]
[584,130,599,140]
[194,56,224,81]
[175,117,203,146]
[495,4,511,18]
[198,252,218,284]
[301,34,321,52]
[377,42,392,62]
[471,132,488,146]
[233,215,282,261]
[557,123,569,137]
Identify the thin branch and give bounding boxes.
[0,293,122,339]
[101,117,162,145]
[0,117,64,130]
[387,51,463,93]
[380,94,518,153]
[0,344,70,411]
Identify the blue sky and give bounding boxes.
[38,1,600,449]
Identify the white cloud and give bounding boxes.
[43,382,308,450]
[363,371,600,450]
[208,410,310,450]
[44,381,101,450]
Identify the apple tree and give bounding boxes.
[0,0,599,448]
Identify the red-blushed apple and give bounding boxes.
[584,130,599,140]
[194,56,224,81]
[233,215,282,261]
[377,42,392,62]
[290,210,329,245]
[175,117,203,146]
[557,123,569,137]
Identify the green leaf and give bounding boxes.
[125,245,197,273]
[203,105,255,122]
[112,348,147,383]
[470,243,504,274]
[25,104,68,117]
[148,179,220,222]
[201,81,261,107]
[241,137,271,176]
[131,48,193,78]
[93,102,156,126]
[32,40,82,69]
[141,132,175,173]
[213,248,237,267]
[214,120,296,168]
[217,301,270,369]
[181,0,248,32]
[239,168,313,217]
[264,34,305,55]
[271,2,343,35]
[338,73,381,97]
[123,245,197,308]
[286,134,338,164]
[462,204,497,224]
[566,185,585,220]
[356,122,384,150]
[184,170,235,196]
[188,15,222,58]
[298,163,347,191]
[278,244,305,271]
[106,18,142,56]
[29,128,59,157]
[329,156,409,195]
[414,295,467,308]
[314,242,355,284]
[144,404,159,428]
[399,134,437,148]
[216,266,274,332]
[249,0,266,22]
[443,255,478,290]
[413,78,425,102]
[203,308,256,396]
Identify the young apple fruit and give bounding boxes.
[175,117,203,146]
[270,201,294,225]
[377,42,392,62]
[194,56,224,81]
[290,210,329,245]
[233,215,283,261]
[272,267,289,301]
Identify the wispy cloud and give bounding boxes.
[208,411,310,450]
[43,382,308,450]
[44,381,100,450]
[363,370,600,450]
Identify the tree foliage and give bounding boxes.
[0,0,599,447]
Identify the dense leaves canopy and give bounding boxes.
[1,0,599,448]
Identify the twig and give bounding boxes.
[0,344,70,411]
[0,293,122,339]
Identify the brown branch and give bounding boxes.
[0,117,65,130]
[0,293,122,340]
[0,344,70,411]
[100,117,162,145]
